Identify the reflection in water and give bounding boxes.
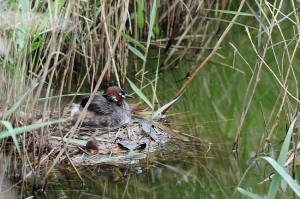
[0,177,18,199]
[0,152,18,199]
[5,28,296,199]
[31,50,286,198]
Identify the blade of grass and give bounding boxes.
[127,44,146,61]
[237,188,263,199]
[263,156,300,197]
[261,11,294,35]
[38,93,90,102]
[137,0,144,29]
[107,23,146,50]
[0,121,21,154]
[268,117,297,198]
[234,118,299,198]
[233,160,256,197]
[152,91,184,119]
[277,117,296,165]
[4,83,39,119]
[204,9,254,16]
[140,0,157,87]
[254,0,271,27]
[246,1,270,36]
[127,78,153,109]
[0,118,69,139]
[152,41,160,109]
[204,18,258,30]
[146,0,157,49]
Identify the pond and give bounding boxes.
[2,4,299,199]
[10,28,294,199]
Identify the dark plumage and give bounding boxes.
[71,86,133,127]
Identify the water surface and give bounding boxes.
[31,20,299,199]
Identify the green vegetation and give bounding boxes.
[1,0,300,198]
[234,117,300,198]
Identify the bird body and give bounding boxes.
[71,86,133,127]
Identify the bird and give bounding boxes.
[71,86,133,127]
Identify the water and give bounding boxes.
[7,14,300,199]
[28,33,294,199]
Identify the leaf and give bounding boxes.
[28,34,44,54]
[234,117,299,199]
[245,1,270,36]
[152,90,185,119]
[137,0,144,29]
[126,79,153,109]
[237,188,264,199]
[0,118,70,139]
[278,117,296,165]
[4,83,39,119]
[233,161,256,197]
[0,121,21,154]
[106,23,146,50]
[127,44,146,61]
[263,156,300,197]
[38,93,90,102]
[146,0,157,49]
[262,11,294,35]
[204,9,254,16]
[268,117,297,199]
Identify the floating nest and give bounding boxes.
[5,106,210,183]
[30,106,191,167]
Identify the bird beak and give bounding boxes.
[123,93,133,98]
